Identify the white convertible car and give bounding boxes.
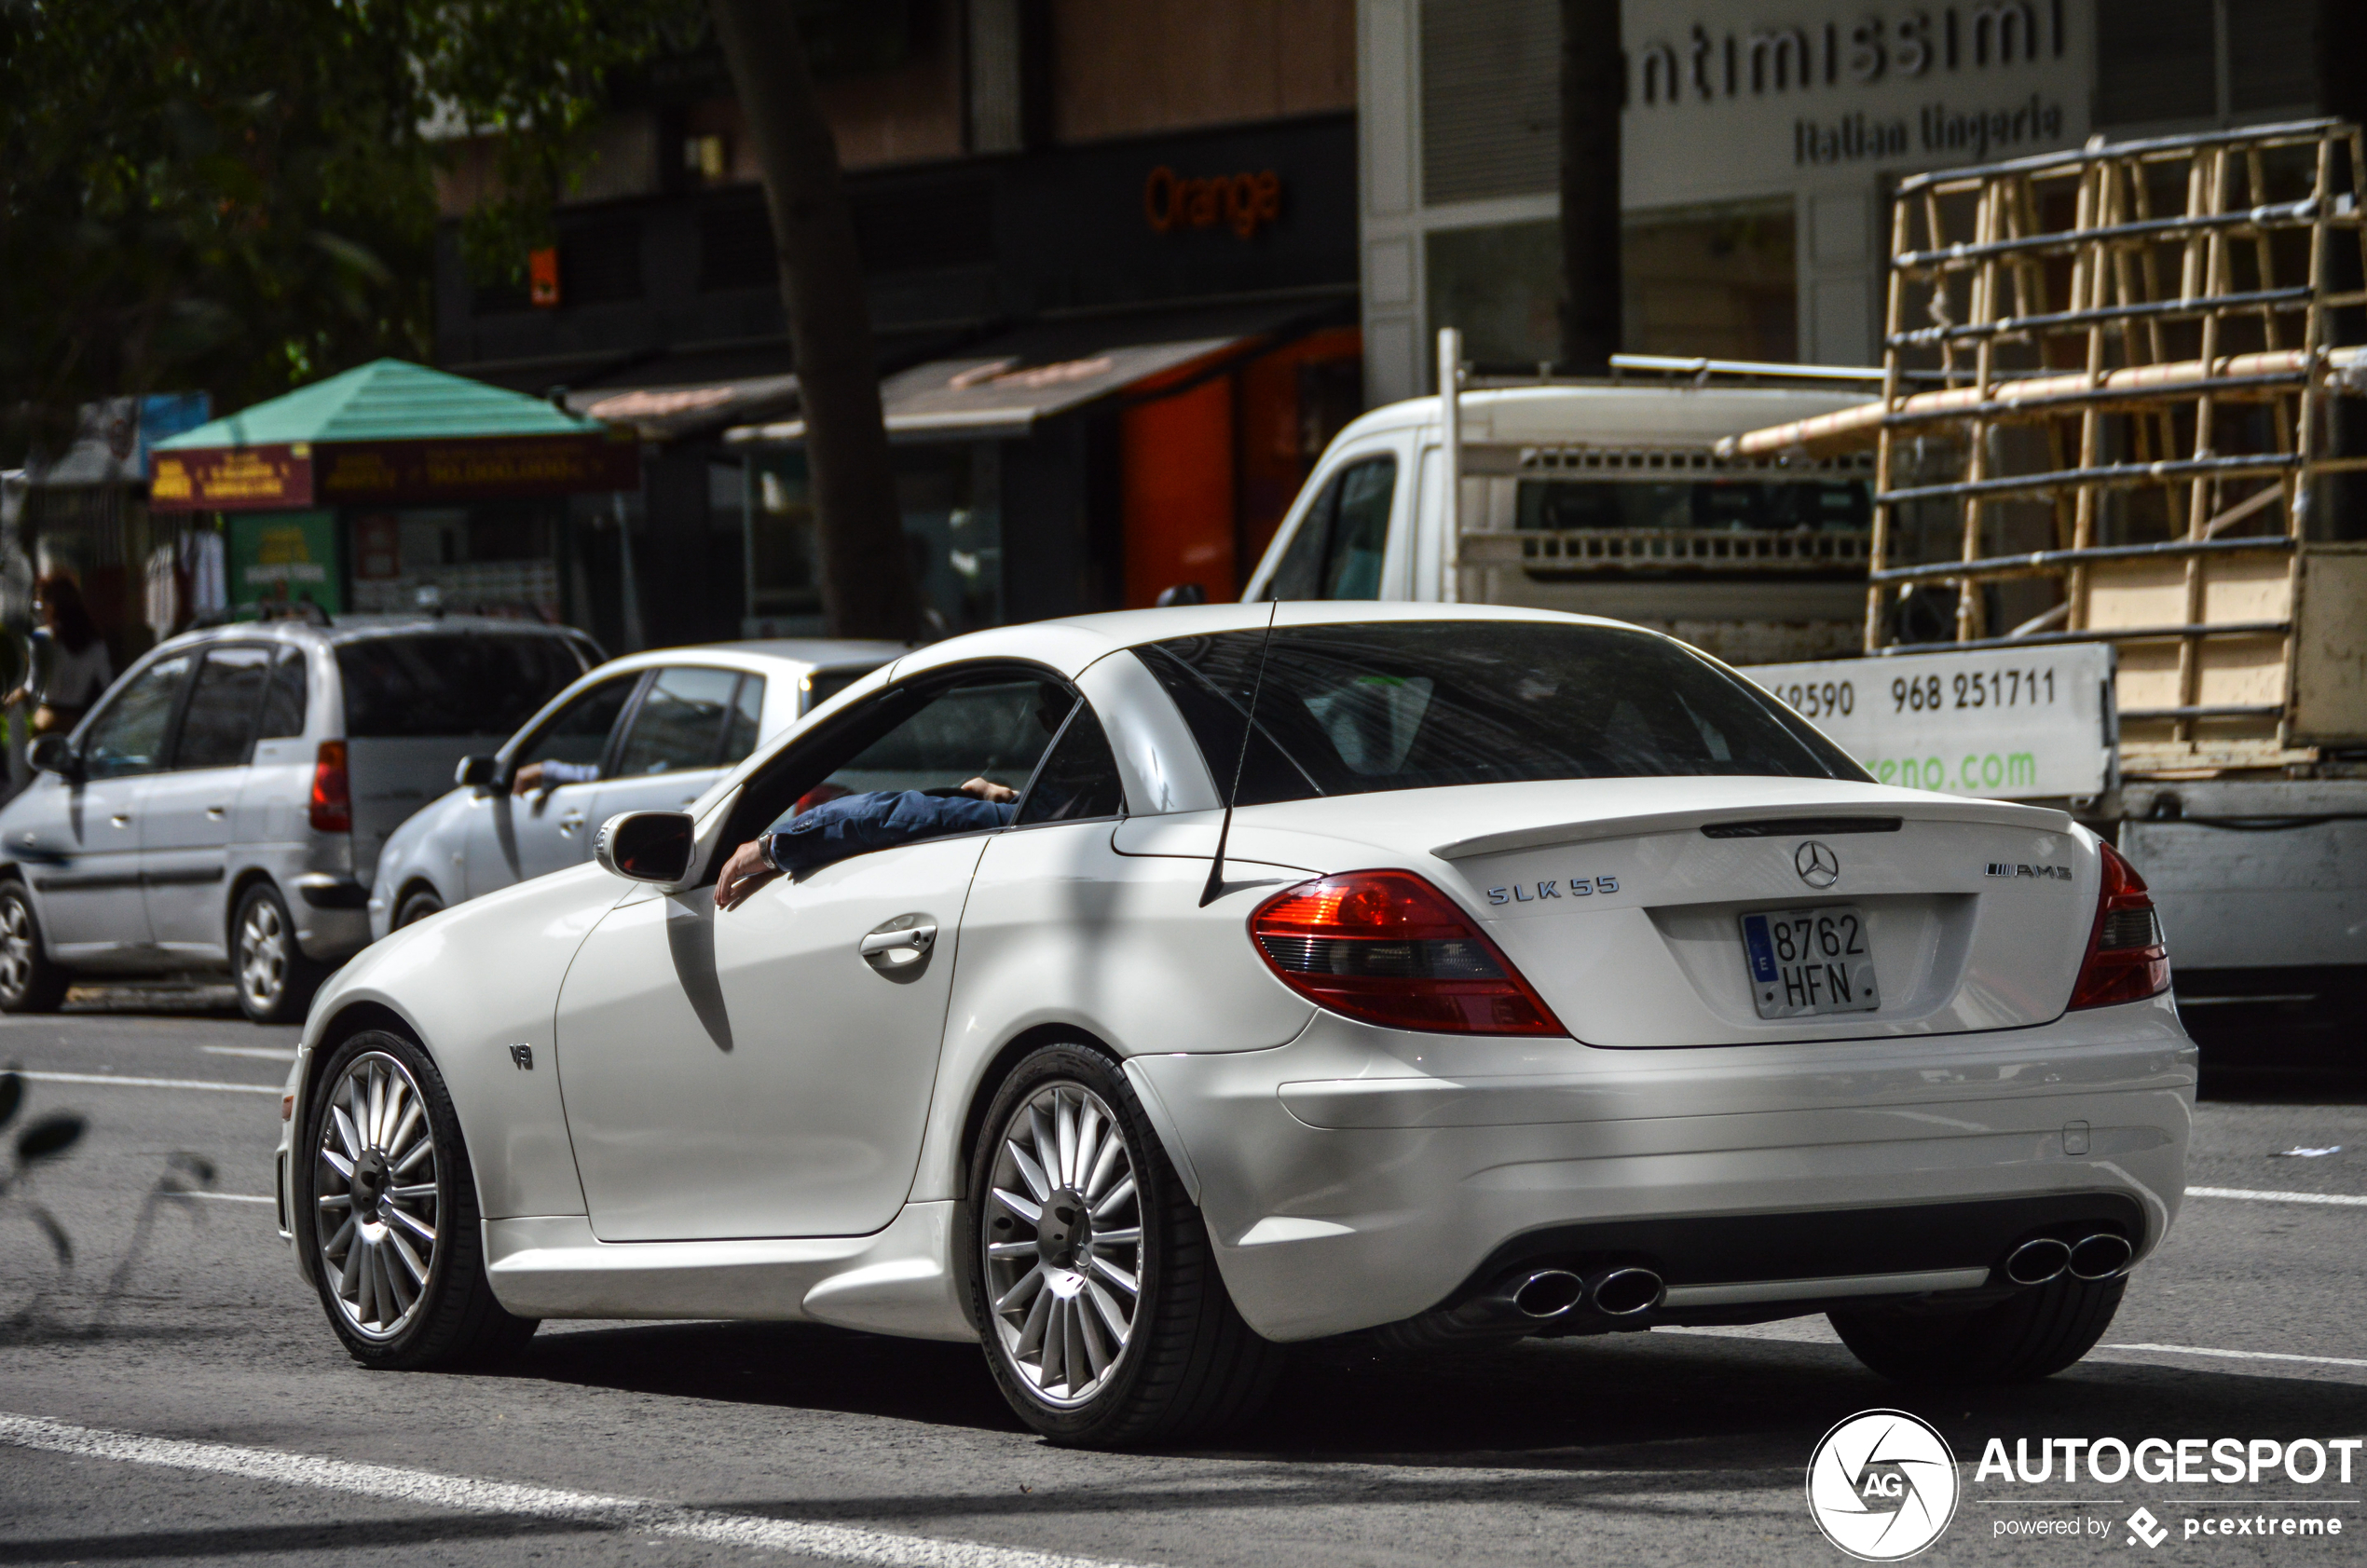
[276,604,2193,1447]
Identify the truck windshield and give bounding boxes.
[1136,621,1867,804]
[337,634,591,739]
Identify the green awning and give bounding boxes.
[156,359,596,451]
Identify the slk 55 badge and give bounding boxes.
[1487,876,1618,905]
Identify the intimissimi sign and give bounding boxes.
[1619,0,2087,205]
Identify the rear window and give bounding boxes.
[1136,621,1867,805]
[335,634,591,739]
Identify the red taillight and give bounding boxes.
[1250,870,1566,1036]
[308,741,351,834]
[2069,841,2169,1010]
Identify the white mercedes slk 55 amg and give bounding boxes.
[275,603,2193,1447]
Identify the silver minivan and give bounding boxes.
[0,615,596,1021]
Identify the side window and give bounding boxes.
[1323,457,1395,599]
[611,667,745,777]
[257,649,308,739]
[174,647,272,770]
[1016,702,1126,825]
[517,675,637,778]
[819,675,1071,799]
[721,675,764,764]
[82,654,193,780]
[1265,482,1336,601]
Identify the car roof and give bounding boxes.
[152,615,596,656]
[891,602,1624,684]
[550,640,904,682]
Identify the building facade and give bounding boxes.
[433,0,1366,648]
[1359,0,2336,402]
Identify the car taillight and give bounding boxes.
[2069,841,2169,1010]
[308,741,351,834]
[1250,870,1565,1036]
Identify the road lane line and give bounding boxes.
[2187,1185,2367,1207]
[2100,1343,2367,1370]
[0,1413,1153,1568]
[163,1192,275,1205]
[13,1070,279,1096]
[198,1045,298,1062]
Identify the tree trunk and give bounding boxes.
[1558,0,1622,374]
[708,0,923,640]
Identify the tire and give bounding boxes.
[1830,1274,2128,1385]
[0,880,68,1014]
[963,1043,1280,1447]
[233,882,328,1025]
[394,889,445,930]
[296,1029,538,1369]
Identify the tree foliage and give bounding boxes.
[0,0,696,460]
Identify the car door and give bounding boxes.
[464,672,640,895]
[37,653,193,957]
[588,666,763,827]
[552,667,1070,1242]
[141,644,272,958]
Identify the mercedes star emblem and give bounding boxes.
[1795,840,1840,888]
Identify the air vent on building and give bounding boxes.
[2094,0,2215,126]
[559,219,644,306]
[1420,0,1559,206]
[2229,0,2316,113]
[700,197,775,293]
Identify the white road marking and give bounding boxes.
[162,1192,275,1205]
[2100,1343,2367,1370]
[0,1413,1152,1568]
[13,1070,279,1096]
[198,1044,298,1062]
[2187,1185,2367,1207]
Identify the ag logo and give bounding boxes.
[1796,839,1841,888]
[1806,1409,1959,1561]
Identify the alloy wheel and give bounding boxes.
[0,895,32,1001]
[238,897,287,1012]
[982,1082,1143,1407]
[313,1051,443,1340]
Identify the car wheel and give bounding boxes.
[1829,1274,2128,1385]
[964,1043,1280,1447]
[298,1029,537,1369]
[394,889,445,929]
[233,883,327,1025]
[0,881,67,1014]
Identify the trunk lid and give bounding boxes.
[1229,777,2097,1046]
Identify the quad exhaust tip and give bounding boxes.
[1497,1263,1667,1320]
[1507,1269,1586,1318]
[2004,1236,2073,1286]
[1587,1265,1666,1317]
[2069,1232,2133,1280]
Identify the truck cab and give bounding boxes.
[1241,375,1881,666]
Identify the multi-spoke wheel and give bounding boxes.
[299,1029,535,1368]
[234,883,325,1025]
[981,1081,1144,1406]
[0,881,67,1013]
[965,1043,1279,1446]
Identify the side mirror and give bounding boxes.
[455,755,499,789]
[1155,582,1209,607]
[27,735,75,778]
[595,811,695,885]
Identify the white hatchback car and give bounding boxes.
[367,640,902,937]
[277,604,2193,1448]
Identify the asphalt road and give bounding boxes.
[1,991,2360,1567]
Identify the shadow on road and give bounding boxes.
[491,1317,2367,1477]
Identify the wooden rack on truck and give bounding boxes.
[1720,118,2367,779]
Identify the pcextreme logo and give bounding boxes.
[1808,1410,1962,1561]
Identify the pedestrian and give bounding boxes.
[2,575,111,734]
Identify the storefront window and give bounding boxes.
[345,500,562,620]
[743,443,1003,637]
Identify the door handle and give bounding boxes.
[205,805,227,820]
[859,915,937,981]
[110,813,131,827]
[558,811,585,835]
[859,923,936,957]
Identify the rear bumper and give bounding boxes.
[1126,994,2195,1342]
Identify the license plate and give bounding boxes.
[1739,906,1881,1019]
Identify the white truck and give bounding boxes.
[1243,120,2367,1064]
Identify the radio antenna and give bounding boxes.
[1199,599,1280,908]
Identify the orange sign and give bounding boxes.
[1144,166,1281,240]
[315,434,639,503]
[528,247,561,308]
[149,444,315,511]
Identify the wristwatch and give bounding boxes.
[757,832,782,873]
